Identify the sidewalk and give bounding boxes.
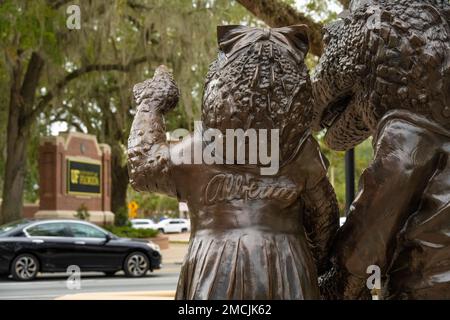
[167,232,190,243]
[162,239,189,265]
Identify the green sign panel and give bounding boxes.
[67,159,101,195]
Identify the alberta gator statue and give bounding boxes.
[127,25,340,299]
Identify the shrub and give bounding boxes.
[75,204,90,220]
[114,206,129,227]
[104,225,159,238]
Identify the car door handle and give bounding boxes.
[74,241,86,245]
[32,239,44,244]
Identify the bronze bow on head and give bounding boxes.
[216,24,310,64]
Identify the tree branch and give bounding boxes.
[25,56,148,127]
[338,0,350,9]
[127,0,153,11]
[47,0,72,10]
[20,52,45,111]
[235,0,324,56]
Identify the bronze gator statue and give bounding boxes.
[312,0,450,299]
[127,25,339,299]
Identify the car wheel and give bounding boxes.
[124,252,149,277]
[181,228,188,233]
[11,254,39,281]
[158,228,165,234]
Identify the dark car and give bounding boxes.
[0,219,161,281]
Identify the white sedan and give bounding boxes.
[130,219,157,230]
[155,219,190,234]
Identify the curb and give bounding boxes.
[169,240,189,244]
[55,290,176,300]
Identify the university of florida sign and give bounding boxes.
[67,159,101,195]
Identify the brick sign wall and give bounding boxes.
[36,132,113,225]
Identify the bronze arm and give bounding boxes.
[303,177,340,276]
[127,65,180,197]
[299,136,340,277]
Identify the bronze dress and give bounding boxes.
[173,134,329,299]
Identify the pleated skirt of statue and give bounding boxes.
[175,231,320,300]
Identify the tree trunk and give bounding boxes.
[0,102,29,224]
[1,52,44,224]
[110,144,129,215]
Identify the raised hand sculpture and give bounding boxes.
[312,0,450,299]
[128,25,339,299]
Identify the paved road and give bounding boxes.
[0,264,181,300]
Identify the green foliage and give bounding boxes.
[303,0,340,23]
[317,132,373,213]
[104,224,159,238]
[128,188,179,219]
[74,203,90,220]
[41,0,255,213]
[0,0,63,61]
[355,138,374,184]
[114,206,129,226]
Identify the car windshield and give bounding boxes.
[0,219,30,236]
